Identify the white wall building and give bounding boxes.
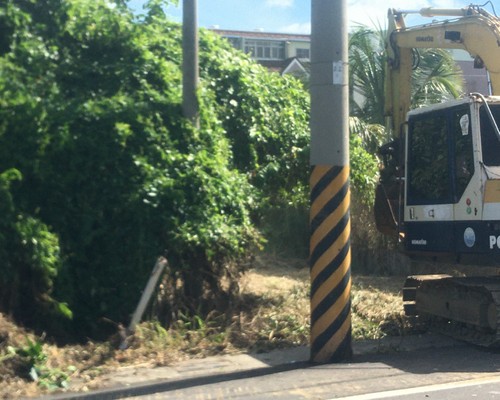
[212,30,490,94]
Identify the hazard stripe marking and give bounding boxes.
[310,165,352,363]
[310,184,349,257]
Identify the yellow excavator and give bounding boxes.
[375,4,500,345]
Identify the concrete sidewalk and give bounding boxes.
[39,333,463,400]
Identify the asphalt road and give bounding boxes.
[43,336,500,400]
[119,343,500,400]
[332,377,500,399]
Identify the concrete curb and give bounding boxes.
[37,333,463,400]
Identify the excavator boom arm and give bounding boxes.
[386,6,500,138]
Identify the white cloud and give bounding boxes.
[280,22,311,34]
[348,0,426,28]
[266,0,293,8]
[347,0,465,28]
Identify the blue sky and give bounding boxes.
[127,0,500,33]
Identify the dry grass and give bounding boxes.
[352,276,406,338]
[0,254,409,398]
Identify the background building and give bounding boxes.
[452,50,490,94]
[212,30,490,94]
[211,29,310,77]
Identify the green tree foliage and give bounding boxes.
[0,0,259,336]
[0,0,380,336]
[0,169,67,327]
[199,34,311,207]
[199,30,380,257]
[197,33,314,256]
[349,25,387,126]
[349,25,464,126]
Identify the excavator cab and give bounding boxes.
[404,99,474,256]
[376,95,500,264]
[374,4,500,264]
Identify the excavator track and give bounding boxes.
[403,275,500,347]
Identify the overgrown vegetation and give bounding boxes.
[0,259,408,398]
[0,0,381,338]
[0,0,279,336]
[0,1,468,397]
[3,337,75,390]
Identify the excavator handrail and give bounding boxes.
[472,92,500,141]
[394,5,491,18]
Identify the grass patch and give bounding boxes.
[352,277,406,339]
[0,254,412,398]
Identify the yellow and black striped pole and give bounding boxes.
[310,0,352,363]
[310,165,351,362]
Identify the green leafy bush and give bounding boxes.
[0,0,259,336]
[0,169,67,327]
[200,32,310,207]
[0,0,379,337]
[199,33,380,257]
[6,337,74,389]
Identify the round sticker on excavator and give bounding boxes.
[464,227,476,248]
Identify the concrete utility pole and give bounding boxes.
[182,0,199,127]
[309,0,352,363]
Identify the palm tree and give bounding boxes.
[348,25,464,129]
[349,25,387,126]
[410,48,464,107]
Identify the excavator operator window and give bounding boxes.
[407,111,452,205]
[480,105,500,166]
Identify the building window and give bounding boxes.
[296,48,310,58]
[244,40,285,60]
[227,37,242,50]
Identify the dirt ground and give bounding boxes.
[0,256,406,399]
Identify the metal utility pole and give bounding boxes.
[182,0,199,127]
[309,0,352,363]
